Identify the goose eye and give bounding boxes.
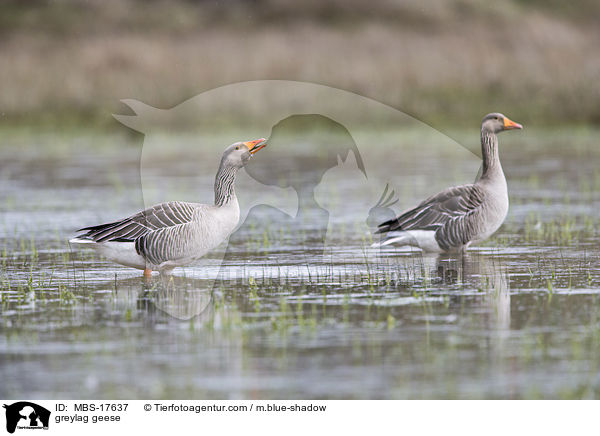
[235,146,240,150]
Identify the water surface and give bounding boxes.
[2,127,600,399]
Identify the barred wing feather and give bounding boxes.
[377,185,486,250]
[76,201,198,243]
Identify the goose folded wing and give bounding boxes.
[76,201,198,242]
[376,184,485,233]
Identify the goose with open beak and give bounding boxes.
[70,138,267,276]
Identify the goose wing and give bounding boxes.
[376,184,486,240]
[75,201,199,243]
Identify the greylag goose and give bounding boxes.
[70,138,267,276]
[375,113,522,252]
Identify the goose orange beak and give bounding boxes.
[244,138,267,154]
[503,117,523,130]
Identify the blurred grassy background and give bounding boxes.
[1,0,599,130]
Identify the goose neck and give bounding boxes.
[214,163,238,207]
[480,129,502,178]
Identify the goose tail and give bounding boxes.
[371,230,442,252]
[371,231,414,248]
[69,237,97,245]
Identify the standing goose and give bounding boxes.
[375,113,522,252]
[70,138,267,275]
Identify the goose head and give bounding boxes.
[481,113,523,134]
[221,138,267,168]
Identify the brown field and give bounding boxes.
[1,0,599,129]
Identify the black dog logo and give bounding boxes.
[3,402,50,434]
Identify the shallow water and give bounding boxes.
[2,126,600,399]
